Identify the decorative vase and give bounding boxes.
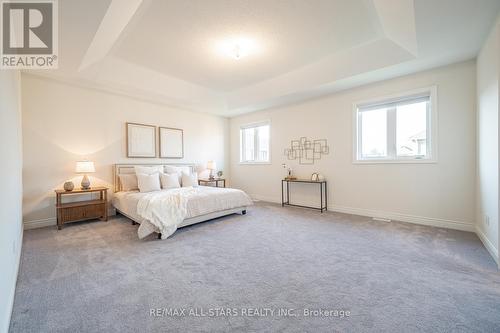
[81,174,91,189]
[63,181,74,191]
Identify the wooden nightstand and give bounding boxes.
[55,187,108,230]
[198,178,226,188]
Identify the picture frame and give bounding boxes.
[126,122,156,158]
[159,127,184,159]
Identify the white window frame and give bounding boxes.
[239,121,271,164]
[353,86,438,164]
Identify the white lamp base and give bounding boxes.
[81,174,91,189]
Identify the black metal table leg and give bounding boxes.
[320,183,323,213]
[324,182,327,211]
[281,180,284,206]
[287,181,290,205]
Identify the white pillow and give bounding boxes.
[165,165,191,175]
[134,165,163,175]
[137,173,161,192]
[181,171,198,187]
[165,165,191,183]
[119,174,138,191]
[160,172,180,189]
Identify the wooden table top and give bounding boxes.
[55,186,109,194]
[282,179,326,183]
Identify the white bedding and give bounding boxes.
[112,186,252,239]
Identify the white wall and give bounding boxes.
[230,61,476,231]
[22,74,228,227]
[0,70,23,333]
[476,17,500,265]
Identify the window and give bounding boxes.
[240,122,270,163]
[354,87,436,163]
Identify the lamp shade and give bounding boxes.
[75,161,95,173]
[207,161,216,170]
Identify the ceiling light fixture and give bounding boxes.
[215,37,260,60]
[233,44,241,59]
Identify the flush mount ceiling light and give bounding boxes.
[215,37,260,60]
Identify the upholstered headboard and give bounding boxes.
[113,163,196,192]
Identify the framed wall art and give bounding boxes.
[126,122,157,158]
[284,137,329,164]
[159,127,184,159]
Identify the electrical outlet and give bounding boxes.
[485,215,490,227]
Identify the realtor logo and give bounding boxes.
[1,0,58,69]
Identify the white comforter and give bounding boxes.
[132,186,252,239]
[137,187,195,239]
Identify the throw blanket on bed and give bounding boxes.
[136,187,197,239]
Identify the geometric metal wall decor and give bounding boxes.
[284,137,329,165]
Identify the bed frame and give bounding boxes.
[113,163,247,239]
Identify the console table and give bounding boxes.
[281,179,327,213]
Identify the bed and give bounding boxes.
[112,164,252,239]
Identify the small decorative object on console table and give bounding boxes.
[198,178,226,188]
[55,186,108,230]
[63,181,74,191]
[310,173,324,181]
[207,160,217,180]
[75,160,95,189]
[282,163,296,180]
[281,179,327,213]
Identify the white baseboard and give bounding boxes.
[251,194,280,203]
[330,204,475,232]
[24,208,117,230]
[251,194,475,232]
[23,217,56,230]
[476,226,499,266]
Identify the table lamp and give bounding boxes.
[75,161,95,189]
[207,160,216,180]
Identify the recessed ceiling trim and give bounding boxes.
[79,0,143,71]
[373,0,418,56]
[38,0,500,117]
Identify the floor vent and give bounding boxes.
[372,217,392,222]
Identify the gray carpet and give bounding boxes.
[10,202,500,333]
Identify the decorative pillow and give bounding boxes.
[119,174,138,191]
[134,165,163,175]
[165,165,191,174]
[160,172,180,189]
[165,165,191,183]
[137,173,161,193]
[181,171,198,187]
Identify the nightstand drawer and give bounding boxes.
[60,203,105,222]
